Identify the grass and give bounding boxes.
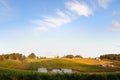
[0,58,120,72]
[69,58,109,65]
[0,60,21,68]
[0,67,120,80]
[26,58,120,72]
[0,58,120,80]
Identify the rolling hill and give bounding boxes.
[0,58,120,72]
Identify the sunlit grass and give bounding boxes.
[0,58,120,72]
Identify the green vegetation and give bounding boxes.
[0,58,120,72]
[100,54,120,60]
[28,53,36,59]
[0,53,26,62]
[0,53,120,80]
[0,68,120,80]
[0,60,21,68]
[27,59,119,72]
[63,54,82,58]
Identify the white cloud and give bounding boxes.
[32,10,73,31]
[111,20,120,32]
[65,0,93,16]
[97,0,113,9]
[32,0,94,32]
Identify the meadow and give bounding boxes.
[0,58,120,80]
[0,58,120,72]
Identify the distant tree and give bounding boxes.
[75,55,82,58]
[36,56,39,59]
[28,53,36,59]
[56,56,59,58]
[0,55,4,61]
[100,54,120,60]
[20,55,26,62]
[3,54,9,60]
[0,53,25,61]
[39,56,46,59]
[64,54,74,58]
[8,53,23,60]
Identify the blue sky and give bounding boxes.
[0,0,120,57]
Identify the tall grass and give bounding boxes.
[0,68,120,80]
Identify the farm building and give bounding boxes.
[38,68,48,73]
[51,69,62,73]
[38,68,73,73]
[61,68,73,73]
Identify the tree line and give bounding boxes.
[1,53,120,61]
[63,54,82,58]
[100,54,120,60]
[0,53,37,61]
[0,53,26,61]
[0,53,83,61]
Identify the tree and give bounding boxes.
[64,54,74,58]
[3,54,9,60]
[75,55,82,58]
[8,53,23,60]
[28,53,36,59]
[100,54,120,60]
[0,55,4,61]
[20,55,26,62]
[0,53,26,61]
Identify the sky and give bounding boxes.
[0,0,120,58]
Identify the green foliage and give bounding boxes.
[100,54,120,60]
[63,54,83,58]
[26,59,115,72]
[0,58,120,72]
[75,55,82,58]
[0,68,120,80]
[63,55,74,58]
[28,53,36,59]
[0,53,26,61]
[0,55,4,61]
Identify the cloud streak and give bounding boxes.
[65,0,93,16]
[0,0,10,9]
[32,0,93,32]
[113,11,120,17]
[32,0,113,32]
[32,10,73,31]
[97,0,113,9]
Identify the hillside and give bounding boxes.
[0,58,120,72]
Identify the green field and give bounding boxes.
[0,58,120,72]
[0,58,120,80]
[0,67,120,80]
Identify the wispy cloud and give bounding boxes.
[111,20,120,32]
[0,0,10,9]
[32,0,93,32]
[32,10,73,31]
[65,0,93,16]
[97,0,113,9]
[32,0,114,32]
[113,11,120,17]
